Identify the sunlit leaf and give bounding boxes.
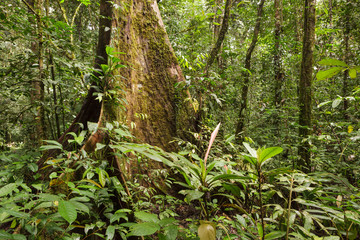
[128,222,160,236]
[135,211,159,223]
[265,231,286,240]
[0,183,17,197]
[58,200,77,224]
[316,67,344,80]
[332,98,342,109]
[243,142,257,158]
[349,68,357,79]
[318,58,348,67]
[259,147,283,165]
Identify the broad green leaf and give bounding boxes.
[95,143,106,151]
[0,231,26,240]
[128,222,160,236]
[316,67,344,80]
[106,225,115,240]
[318,58,348,67]
[179,190,204,203]
[158,217,176,227]
[257,222,263,238]
[198,221,216,240]
[5,209,30,219]
[235,214,247,227]
[69,200,89,214]
[0,183,17,197]
[40,140,63,151]
[88,121,98,132]
[265,231,286,240]
[243,155,257,167]
[134,211,159,223]
[110,212,128,223]
[210,174,251,182]
[317,100,332,108]
[243,142,257,158]
[96,168,107,187]
[259,147,283,164]
[332,98,342,109]
[58,200,77,224]
[28,163,38,172]
[163,224,178,240]
[323,237,340,240]
[349,68,357,79]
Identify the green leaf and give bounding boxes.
[96,168,107,187]
[0,183,17,197]
[69,200,89,214]
[58,200,77,224]
[316,67,344,80]
[28,163,38,172]
[332,98,342,109]
[243,142,257,158]
[349,68,357,79]
[128,222,160,236]
[259,147,283,165]
[317,100,332,108]
[110,212,128,223]
[235,214,247,227]
[318,58,348,67]
[265,231,286,240]
[163,224,178,240]
[257,222,263,238]
[134,211,159,223]
[40,140,63,151]
[179,190,204,203]
[95,143,106,151]
[106,225,115,240]
[210,174,251,182]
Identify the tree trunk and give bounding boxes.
[204,0,232,75]
[26,0,47,144]
[111,0,192,152]
[274,0,283,108]
[37,0,112,169]
[342,0,350,119]
[37,0,192,171]
[298,0,316,172]
[235,0,265,141]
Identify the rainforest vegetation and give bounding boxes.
[0,0,360,239]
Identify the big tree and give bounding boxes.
[37,0,192,170]
[298,0,316,172]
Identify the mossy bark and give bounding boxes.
[298,0,316,172]
[111,0,191,152]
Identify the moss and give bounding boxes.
[109,0,184,151]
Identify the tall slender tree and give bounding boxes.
[25,0,47,144]
[298,0,316,172]
[235,0,266,141]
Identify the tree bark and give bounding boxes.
[204,0,232,75]
[298,0,316,172]
[26,0,47,144]
[38,0,192,171]
[235,0,265,141]
[342,0,350,119]
[274,0,283,108]
[37,0,113,169]
[273,0,284,133]
[111,0,192,152]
